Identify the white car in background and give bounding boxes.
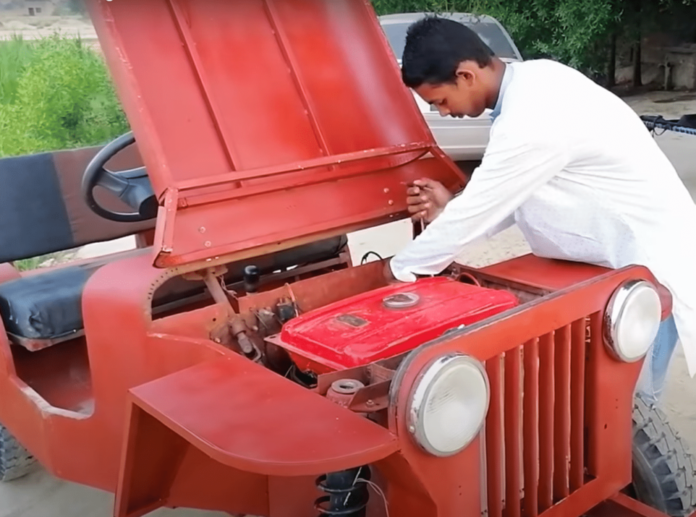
[379,13,523,162]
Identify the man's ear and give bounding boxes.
[455,62,477,85]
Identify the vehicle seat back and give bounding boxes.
[0,145,154,264]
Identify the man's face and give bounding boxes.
[413,63,488,119]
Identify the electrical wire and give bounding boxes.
[361,251,384,265]
[357,479,390,517]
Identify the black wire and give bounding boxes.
[360,251,384,265]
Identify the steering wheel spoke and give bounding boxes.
[99,169,132,197]
[82,132,158,223]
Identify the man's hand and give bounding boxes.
[407,179,453,223]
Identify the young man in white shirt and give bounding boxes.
[386,16,696,406]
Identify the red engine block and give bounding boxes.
[268,277,519,373]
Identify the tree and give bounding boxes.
[371,0,696,88]
[372,0,618,79]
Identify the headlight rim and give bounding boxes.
[408,352,490,457]
[604,279,662,364]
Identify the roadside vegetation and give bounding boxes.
[3,0,696,159]
[0,34,129,158]
[373,0,696,87]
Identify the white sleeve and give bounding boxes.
[483,213,516,239]
[390,128,569,282]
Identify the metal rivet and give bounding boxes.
[384,188,390,193]
[199,227,206,233]
[388,200,394,205]
[205,241,212,248]
[409,425,416,434]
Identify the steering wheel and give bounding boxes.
[81,132,158,223]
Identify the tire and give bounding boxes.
[0,425,37,482]
[631,393,696,516]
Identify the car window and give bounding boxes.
[382,20,519,61]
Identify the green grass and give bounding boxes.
[0,35,35,106]
[0,34,131,270]
[0,34,130,158]
[14,256,51,272]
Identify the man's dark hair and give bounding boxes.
[401,16,495,88]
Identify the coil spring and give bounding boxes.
[314,466,371,517]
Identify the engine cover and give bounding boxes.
[267,277,518,373]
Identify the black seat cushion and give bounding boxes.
[0,263,102,341]
[0,236,349,341]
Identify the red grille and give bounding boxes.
[484,313,597,517]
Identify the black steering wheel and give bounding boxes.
[81,132,158,223]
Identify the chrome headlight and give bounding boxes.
[408,354,489,457]
[605,280,662,363]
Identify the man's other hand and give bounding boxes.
[407,179,453,223]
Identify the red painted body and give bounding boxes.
[0,1,682,517]
[85,0,465,269]
[271,277,518,372]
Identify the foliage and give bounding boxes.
[372,0,696,83]
[0,34,129,158]
[14,256,50,272]
[0,35,35,105]
[372,0,617,75]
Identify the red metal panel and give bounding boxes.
[584,309,637,488]
[486,357,504,517]
[478,255,673,320]
[504,347,521,517]
[123,357,398,478]
[523,338,540,517]
[590,493,674,517]
[85,0,465,268]
[554,325,572,500]
[570,318,587,492]
[539,332,555,511]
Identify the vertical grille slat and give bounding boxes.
[570,319,587,492]
[538,332,555,511]
[523,338,540,517]
[586,312,604,476]
[486,356,504,517]
[485,318,589,516]
[504,348,522,517]
[553,326,572,501]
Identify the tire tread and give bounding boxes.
[633,394,696,516]
[0,426,37,482]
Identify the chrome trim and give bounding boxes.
[408,353,490,457]
[603,280,661,363]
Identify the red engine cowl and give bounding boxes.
[267,277,518,374]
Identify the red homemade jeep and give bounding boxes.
[0,1,693,516]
